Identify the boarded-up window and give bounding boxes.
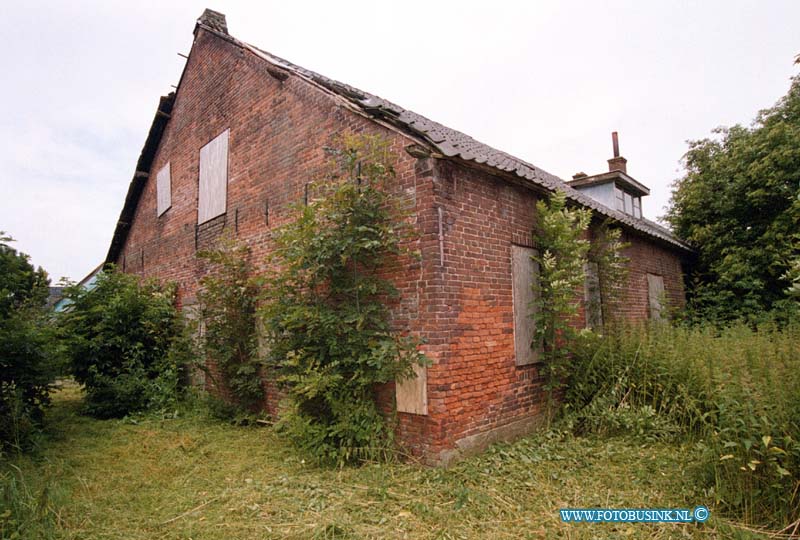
[647,273,666,320]
[396,363,427,415]
[512,245,539,366]
[584,261,603,329]
[181,302,206,388]
[156,162,171,216]
[198,129,229,224]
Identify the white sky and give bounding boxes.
[1,0,798,282]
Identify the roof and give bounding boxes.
[105,10,692,264]
[105,94,174,264]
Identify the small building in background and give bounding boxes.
[53,263,103,312]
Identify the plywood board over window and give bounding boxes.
[396,363,427,415]
[198,129,230,224]
[156,162,171,216]
[584,261,603,330]
[512,245,540,366]
[647,273,666,320]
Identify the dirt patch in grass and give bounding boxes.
[2,386,754,539]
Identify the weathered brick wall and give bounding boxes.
[616,229,686,320]
[117,27,687,464]
[119,27,442,454]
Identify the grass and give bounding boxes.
[0,384,758,540]
[566,322,800,528]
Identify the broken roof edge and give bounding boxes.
[105,93,175,265]
[105,17,692,261]
[228,31,692,253]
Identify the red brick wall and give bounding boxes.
[117,27,687,464]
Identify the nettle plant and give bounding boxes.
[261,134,427,465]
[196,239,264,411]
[532,191,591,413]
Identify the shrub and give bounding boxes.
[532,191,590,420]
[196,239,263,411]
[261,134,427,465]
[58,270,187,419]
[0,234,58,451]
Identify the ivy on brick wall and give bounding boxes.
[260,134,427,465]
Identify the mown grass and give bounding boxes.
[0,383,748,540]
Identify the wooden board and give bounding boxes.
[156,162,171,216]
[512,245,539,366]
[198,129,229,224]
[584,261,603,329]
[396,362,427,415]
[647,273,665,320]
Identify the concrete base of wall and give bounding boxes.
[436,412,547,467]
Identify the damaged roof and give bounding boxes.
[105,9,691,264]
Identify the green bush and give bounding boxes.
[565,322,800,528]
[58,270,187,419]
[261,134,427,465]
[0,234,58,451]
[196,239,263,411]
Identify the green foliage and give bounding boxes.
[58,270,186,419]
[565,322,800,528]
[0,234,58,452]
[261,134,426,465]
[666,75,800,322]
[784,252,800,299]
[533,191,591,404]
[196,239,264,411]
[0,233,49,320]
[0,464,62,540]
[587,221,629,330]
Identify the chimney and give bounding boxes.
[607,131,627,174]
[196,8,228,35]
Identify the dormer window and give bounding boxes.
[614,187,642,218]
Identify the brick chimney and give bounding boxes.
[197,8,228,35]
[607,131,627,174]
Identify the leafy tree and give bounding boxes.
[0,233,57,450]
[0,233,48,319]
[59,270,186,418]
[667,75,800,322]
[261,134,426,465]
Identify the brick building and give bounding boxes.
[105,10,692,464]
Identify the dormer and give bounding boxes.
[568,132,649,219]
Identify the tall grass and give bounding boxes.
[566,321,800,528]
[0,463,61,539]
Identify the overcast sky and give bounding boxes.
[1,1,798,282]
